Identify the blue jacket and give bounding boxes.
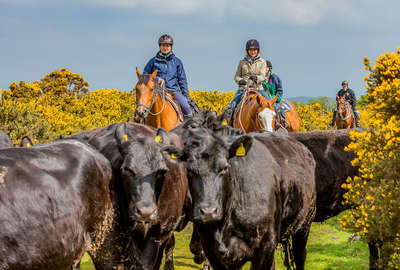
[144,52,190,99]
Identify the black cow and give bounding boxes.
[289,129,359,221]
[0,139,112,270]
[71,122,188,270]
[0,130,12,149]
[289,129,386,269]
[171,127,316,270]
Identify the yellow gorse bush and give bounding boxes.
[340,48,400,269]
[0,68,334,144]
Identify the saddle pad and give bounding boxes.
[282,100,292,112]
[164,91,185,122]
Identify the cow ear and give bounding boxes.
[20,136,33,147]
[155,128,170,144]
[115,122,129,146]
[228,136,253,159]
[136,67,141,78]
[162,145,186,162]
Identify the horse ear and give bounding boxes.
[136,67,141,78]
[115,122,129,146]
[256,95,262,104]
[19,136,33,147]
[155,128,170,145]
[150,69,158,79]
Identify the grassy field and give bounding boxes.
[81,214,369,270]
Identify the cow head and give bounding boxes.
[180,128,252,223]
[115,123,177,230]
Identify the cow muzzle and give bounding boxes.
[197,205,220,223]
[131,203,158,223]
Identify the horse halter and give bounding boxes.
[135,78,158,120]
[337,98,352,120]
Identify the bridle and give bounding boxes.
[337,98,352,121]
[134,78,167,122]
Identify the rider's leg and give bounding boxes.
[173,91,193,117]
[273,103,282,127]
[353,106,361,127]
[227,90,244,110]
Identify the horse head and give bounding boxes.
[135,68,158,119]
[254,94,278,132]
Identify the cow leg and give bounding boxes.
[292,226,311,270]
[368,240,387,270]
[141,235,162,269]
[190,227,206,264]
[163,234,175,270]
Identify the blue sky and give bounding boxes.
[1,0,399,98]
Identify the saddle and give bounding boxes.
[164,91,185,122]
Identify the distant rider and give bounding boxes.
[329,80,360,127]
[262,60,288,128]
[144,34,194,118]
[225,39,267,117]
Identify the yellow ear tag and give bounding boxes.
[123,134,128,142]
[236,143,246,157]
[221,120,228,126]
[155,135,163,143]
[171,153,177,159]
[26,143,31,148]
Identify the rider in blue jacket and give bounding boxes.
[144,34,193,117]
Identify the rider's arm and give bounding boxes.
[255,60,266,85]
[144,58,154,74]
[273,74,283,104]
[349,89,357,107]
[234,60,245,86]
[177,59,190,100]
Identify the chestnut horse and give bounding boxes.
[335,95,355,129]
[134,68,182,131]
[233,91,300,133]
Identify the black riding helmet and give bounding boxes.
[266,60,272,69]
[158,34,173,46]
[246,39,260,51]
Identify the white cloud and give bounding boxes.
[1,0,398,26]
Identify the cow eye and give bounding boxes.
[218,165,229,175]
[122,167,135,178]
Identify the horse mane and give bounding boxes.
[138,74,152,85]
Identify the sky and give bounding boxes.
[0,0,399,98]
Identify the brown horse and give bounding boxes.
[134,68,182,131]
[232,91,300,133]
[335,95,355,129]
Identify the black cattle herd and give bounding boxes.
[0,111,376,270]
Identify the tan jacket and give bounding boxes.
[234,57,267,90]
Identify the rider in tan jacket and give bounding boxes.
[227,39,267,111]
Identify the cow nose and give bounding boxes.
[136,204,157,221]
[199,206,218,221]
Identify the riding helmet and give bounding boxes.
[246,39,260,51]
[158,34,174,46]
[266,60,272,69]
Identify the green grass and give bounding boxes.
[81,214,368,270]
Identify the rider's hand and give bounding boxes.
[157,78,165,85]
[239,79,247,86]
[249,76,257,84]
